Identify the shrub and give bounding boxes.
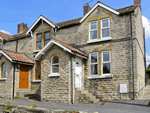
[7,101,12,105]
[3,106,9,111]
[32,104,38,108]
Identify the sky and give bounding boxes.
[0,0,150,66]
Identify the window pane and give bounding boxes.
[52,65,59,73]
[36,61,41,69]
[91,22,97,30]
[45,32,50,39]
[52,56,59,64]
[90,30,98,39]
[102,28,110,38]
[45,40,49,45]
[37,42,41,49]
[103,63,110,74]
[103,51,110,62]
[102,19,109,28]
[2,63,6,77]
[91,53,97,63]
[37,34,41,41]
[36,70,41,79]
[91,64,98,75]
[0,44,2,49]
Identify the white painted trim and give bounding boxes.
[51,55,59,74]
[35,39,87,59]
[33,50,40,53]
[26,16,56,35]
[32,80,41,83]
[87,74,113,79]
[101,18,110,38]
[80,3,119,23]
[102,50,111,75]
[90,52,99,76]
[89,20,98,41]
[0,37,3,41]
[0,78,7,80]
[48,74,60,77]
[87,37,112,43]
[75,54,88,59]
[0,50,13,62]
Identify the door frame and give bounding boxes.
[19,65,30,90]
[75,57,83,89]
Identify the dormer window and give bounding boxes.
[101,18,110,38]
[44,32,50,46]
[89,21,98,40]
[36,33,42,50]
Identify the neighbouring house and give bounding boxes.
[0,0,145,104]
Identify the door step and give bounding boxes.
[76,88,99,103]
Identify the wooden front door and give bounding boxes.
[19,65,29,89]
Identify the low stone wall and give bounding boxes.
[0,104,88,113]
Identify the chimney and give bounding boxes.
[83,5,91,16]
[17,23,28,33]
[134,0,141,5]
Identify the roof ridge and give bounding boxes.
[116,5,136,10]
[56,17,82,24]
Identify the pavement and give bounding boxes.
[0,99,150,113]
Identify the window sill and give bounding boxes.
[87,74,113,79]
[32,80,41,83]
[0,78,6,80]
[33,50,40,53]
[87,37,112,44]
[48,74,60,77]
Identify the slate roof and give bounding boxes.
[2,49,33,64]
[54,39,88,57]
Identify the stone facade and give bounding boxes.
[0,2,145,103]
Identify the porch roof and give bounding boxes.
[35,39,88,59]
[0,49,34,65]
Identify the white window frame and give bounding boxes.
[90,52,99,76]
[89,21,98,41]
[51,55,59,74]
[101,18,110,38]
[102,50,111,75]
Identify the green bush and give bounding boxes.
[3,106,9,111]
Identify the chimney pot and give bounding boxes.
[134,0,141,5]
[83,5,91,16]
[17,23,28,33]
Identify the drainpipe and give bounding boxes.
[12,64,16,99]
[130,13,134,100]
[143,28,146,86]
[12,40,18,99]
[70,55,74,104]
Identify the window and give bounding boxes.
[36,33,42,50]
[101,18,110,38]
[102,51,111,75]
[51,55,59,74]
[35,60,41,80]
[89,21,98,40]
[2,63,6,78]
[44,32,50,46]
[0,43,2,49]
[90,53,98,76]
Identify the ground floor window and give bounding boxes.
[90,52,98,76]
[35,60,41,80]
[102,51,111,75]
[1,62,6,78]
[51,55,59,74]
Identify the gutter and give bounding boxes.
[143,28,146,86]
[70,54,74,104]
[130,13,135,100]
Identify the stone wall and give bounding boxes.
[0,56,13,99]
[41,45,71,103]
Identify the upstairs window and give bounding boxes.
[36,33,42,50]
[44,32,50,46]
[51,55,59,74]
[35,60,41,80]
[2,62,6,78]
[102,51,111,75]
[89,21,98,40]
[101,18,110,38]
[90,52,98,76]
[0,43,2,49]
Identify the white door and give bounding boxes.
[75,58,82,88]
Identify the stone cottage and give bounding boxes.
[0,0,145,104]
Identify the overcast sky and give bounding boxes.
[0,0,150,66]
